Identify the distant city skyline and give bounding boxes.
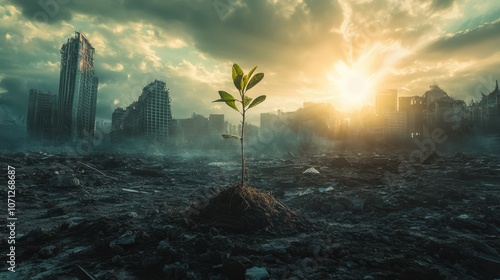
[0,0,499,127]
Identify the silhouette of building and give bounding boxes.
[123,101,138,135]
[57,32,99,142]
[27,89,56,142]
[176,113,211,146]
[375,89,401,140]
[422,84,467,134]
[260,112,280,131]
[399,96,424,138]
[471,80,500,131]
[385,111,407,140]
[208,114,225,135]
[111,107,126,142]
[375,89,397,115]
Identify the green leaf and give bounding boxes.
[232,63,243,77]
[222,134,241,140]
[232,64,244,91]
[214,91,240,112]
[243,74,249,89]
[248,95,266,109]
[242,66,257,91]
[243,96,253,107]
[247,66,257,80]
[233,74,243,90]
[218,90,235,101]
[246,73,264,91]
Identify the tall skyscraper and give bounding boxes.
[27,89,56,142]
[57,32,99,142]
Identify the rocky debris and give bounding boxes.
[111,231,136,246]
[52,175,80,187]
[130,167,164,177]
[157,240,177,257]
[3,151,500,279]
[422,151,441,164]
[43,206,68,218]
[246,266,270,280]
[38,245,57,258]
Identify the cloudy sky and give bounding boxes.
[0,0,499,126]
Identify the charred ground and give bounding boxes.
[0,150,499,279]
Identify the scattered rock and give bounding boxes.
[38,245,57,258]
[44,206,68,218]
[422,152,440,165]
[246,267,269,280]
[303,167,320,174]
[157,240,176,257]
[111,231,136,246]
[211,235,234,251]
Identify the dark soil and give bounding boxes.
[193,185,313,234]
[0,151,499,279]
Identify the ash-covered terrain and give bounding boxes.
[1,150,499,279]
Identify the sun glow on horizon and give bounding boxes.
[326,41,414,112]
[327,61,376,111]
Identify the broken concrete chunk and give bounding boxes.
[303,167,320,174]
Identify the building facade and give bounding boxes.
[138,80,173,141]
[422,85,467,134]
[57,32,99,142]
[113,80,173,145]
[376,89,398,115]
[399,96,424,138]
[27,89,57,142]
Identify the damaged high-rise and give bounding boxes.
[112,80,173,145]
[138,79,173,141]
[57,32,99,142]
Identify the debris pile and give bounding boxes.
[193,185,312,234]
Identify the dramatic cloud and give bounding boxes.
[0,0,499,131]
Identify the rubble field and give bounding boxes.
[1,150,499,279]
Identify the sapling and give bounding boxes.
[213,63,266,188]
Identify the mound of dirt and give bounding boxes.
[193,185,312,234]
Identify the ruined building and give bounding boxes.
[57,32,99,142]
[112,80,173,145]
[421,84,467,134]
[470,80,500,131]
